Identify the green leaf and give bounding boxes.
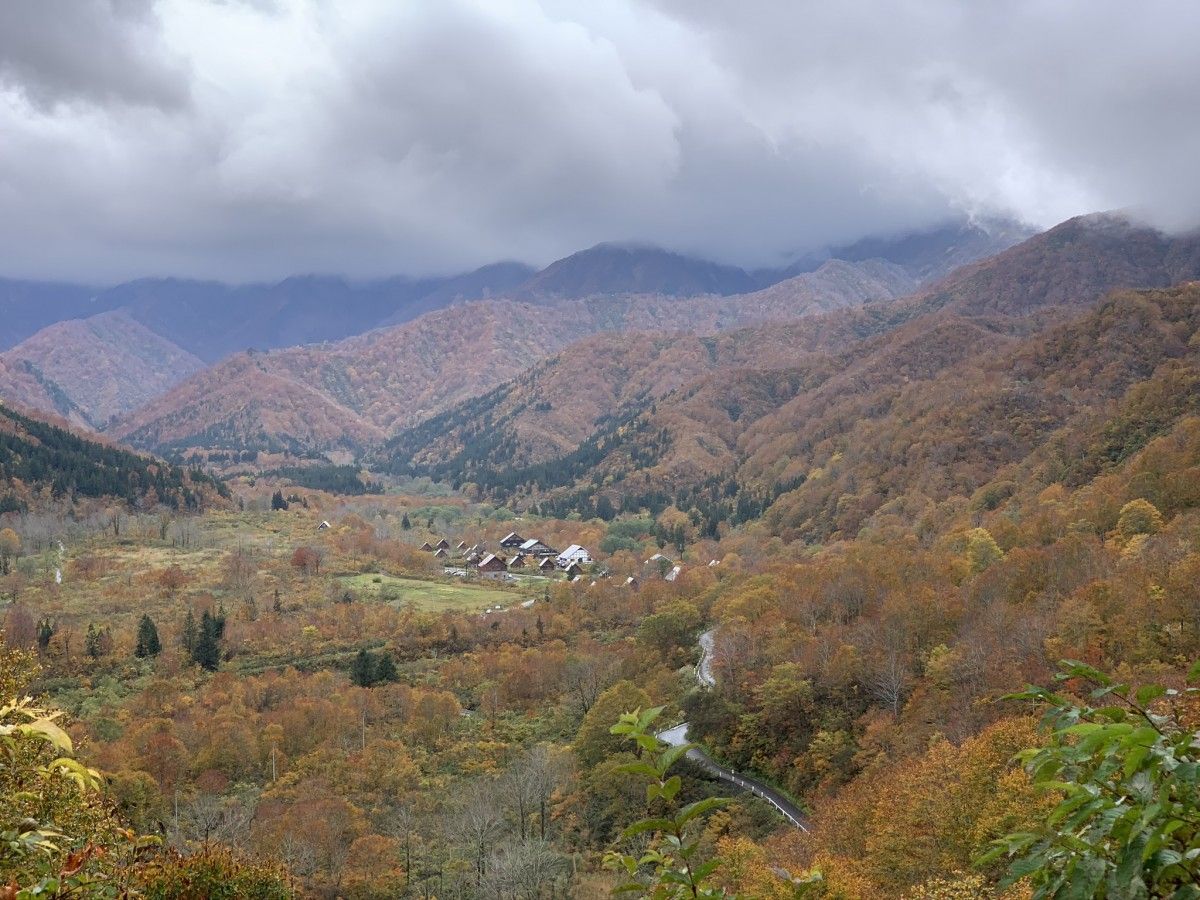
[17,718,73,753]
[677,796,729,825]
[615,762,662,780]
[657,743,692,772]
[1124,745,1151,779]
[692,859,721,881]
[1059,659,1112,686]
[1187,659,1200,683]
[1061,856,1106,900]
[620,817,675,840]
[637,705,666,732]
[1135,684,1166,707]
[634,734,660,753]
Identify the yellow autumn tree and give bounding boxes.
[811,716,1049,896]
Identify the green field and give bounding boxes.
[339,572,527,612]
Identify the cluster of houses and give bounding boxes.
[418,531,720,590]
[420,531,593,581]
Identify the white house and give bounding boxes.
[556,544,592,567]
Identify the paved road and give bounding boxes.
[659,629,810,832]
[696,629,716,688]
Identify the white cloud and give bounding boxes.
[0,0,1196,281]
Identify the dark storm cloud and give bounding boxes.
[0,0,1196,282]
[0,0,189,110]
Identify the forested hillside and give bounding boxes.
[383,217,1200,527]
[4,280,1199,895]
[377,322,839,481]
[0,403,225,511]
[6,250,1200,898]
[0,311,204,427]
[108,259,912,456]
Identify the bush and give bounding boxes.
[136,847,293,900]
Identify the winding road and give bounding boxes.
[659,629,810,832]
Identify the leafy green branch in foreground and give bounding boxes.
[604,706,820,899]
[981,659,1200,898]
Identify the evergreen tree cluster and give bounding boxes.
[349,648,398,687]
[84,623,112,659]
[0,405,226,508]
[379,399,666,508]
[135,614,162,658]
[379,390,811,528]
[263,465,379,495]
[181,606,226,671]
[36,617,54,651]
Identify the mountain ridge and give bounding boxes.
[377,216,1200,525]
[106,259,916,456]
[0,311,204,428]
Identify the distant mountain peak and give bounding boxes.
[777,216,1036,285]
[513,243,756,299]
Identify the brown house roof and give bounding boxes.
[477,553,508,572]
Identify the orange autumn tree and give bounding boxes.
[810,716,1050,897]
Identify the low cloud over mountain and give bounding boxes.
[1,2,1198,283]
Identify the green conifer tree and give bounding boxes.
[350,648,376,687]
[135,614,161,658]
[85,623,102,659]
[36,618,54,652]
[193,610,221,671]
[181,608,197,654]
[375,652,397,683]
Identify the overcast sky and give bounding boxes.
[1,0,1198,283]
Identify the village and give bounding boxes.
[419,530,592,580]
[417,529,696,590]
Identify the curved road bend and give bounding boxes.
[660,630,810,832]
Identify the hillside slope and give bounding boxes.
[1,311,204,427]
[384,217,1200,529]
[108,259,911,456]
[0,403,225,512]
